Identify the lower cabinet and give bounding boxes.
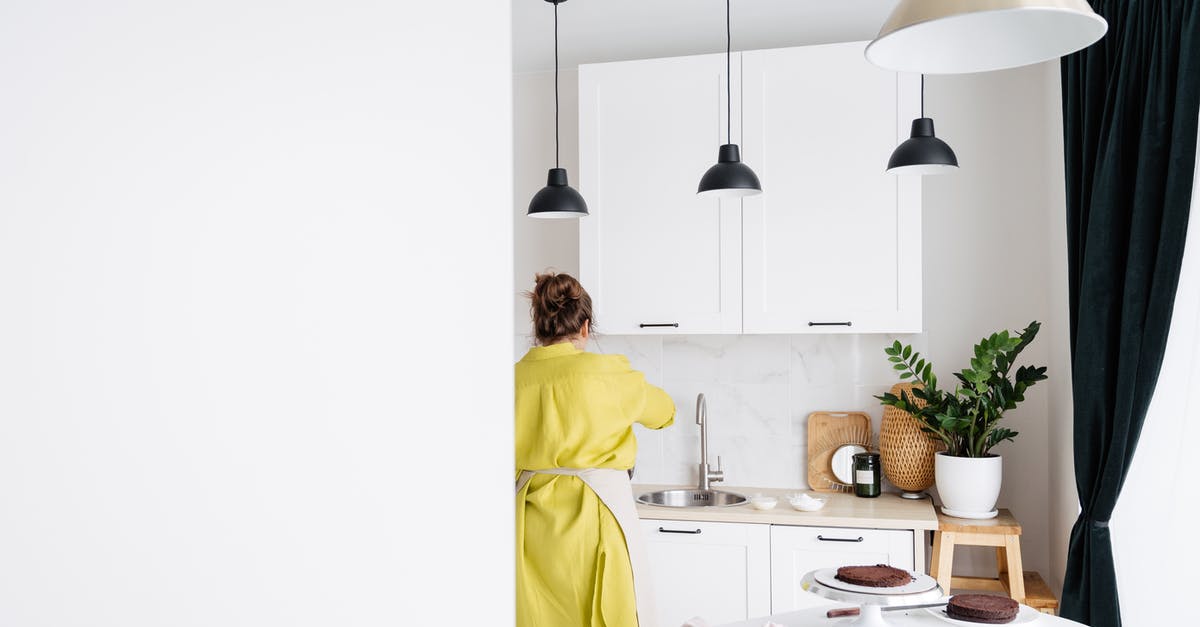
[641,519,771,627]
[769,525,914,614]
[641,519,915,624]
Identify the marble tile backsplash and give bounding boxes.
[515,333,926,489]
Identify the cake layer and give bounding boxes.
[834,564,913,588]
[946,594,1019,624]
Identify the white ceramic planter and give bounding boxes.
[934,452,1002,519]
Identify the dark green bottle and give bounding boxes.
[853,452,881,498]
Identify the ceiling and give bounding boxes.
[512,0,901,73]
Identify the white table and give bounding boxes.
[715,601,1085,627]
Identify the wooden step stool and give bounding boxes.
[929,509,1059,614]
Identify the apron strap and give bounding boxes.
[516,468,657,627]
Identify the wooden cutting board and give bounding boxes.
[807,411,874,493]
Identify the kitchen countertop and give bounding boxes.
[633,484,939,530]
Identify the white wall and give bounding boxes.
[922,62,1066,585]
[513,70,580,333]
[0,2,512,625]
[512,58,1068,583]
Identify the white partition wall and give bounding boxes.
[0,2,512,625]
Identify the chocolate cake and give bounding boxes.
[946,594,1020,624]
[834,564,913,587]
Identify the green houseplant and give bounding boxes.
[876,321,1047,518]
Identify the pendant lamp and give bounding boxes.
[697,0,761,199]
[887,74,958,175]
[528,0,587,219]
[865,0,1107,74]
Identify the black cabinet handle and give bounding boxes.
[808,321,852,327]
[817,535,864,543]
[658,527,702,535]
[640,323,680,328]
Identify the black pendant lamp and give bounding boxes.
[887,74,958,175]
[697,0,761,198]
[528,0,588,219]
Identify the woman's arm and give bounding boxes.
[636,383,675,430]
[608,355,676,430]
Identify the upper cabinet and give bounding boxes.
[579,53,744,334]
[741,43,922,334]
[579,42,921,335]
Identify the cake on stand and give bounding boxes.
[801,568,946,627]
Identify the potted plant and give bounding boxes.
[876,321,1047,519]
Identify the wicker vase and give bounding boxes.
[879,382,942,499]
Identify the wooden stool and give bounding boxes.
[929,509,1027,603]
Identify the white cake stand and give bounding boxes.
[801,568,946,627]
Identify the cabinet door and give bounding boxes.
[579,54,742,335]
[769,525,915,614]
[641,519,771,627]
[741,42,922,334]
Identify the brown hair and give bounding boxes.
[527,272,594,345]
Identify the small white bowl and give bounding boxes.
[788,494,828,512]
[748,496,778,510]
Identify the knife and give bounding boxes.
[826,602,948,618]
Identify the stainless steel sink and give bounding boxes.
[636,488,748,508]
[636,394,748,508]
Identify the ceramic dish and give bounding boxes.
[788,493,828,511]
[749,496,778,510]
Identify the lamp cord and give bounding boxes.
[921,73,925,118]
[555,1,560,168]
[726,0,731,145]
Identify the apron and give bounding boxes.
[516,468,657,627]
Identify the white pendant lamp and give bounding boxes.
[865,0,1108,74]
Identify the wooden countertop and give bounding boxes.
[633,484,939,530]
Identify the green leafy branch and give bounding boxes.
[874,321,1047,458]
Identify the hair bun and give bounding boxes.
[527,272,594,345]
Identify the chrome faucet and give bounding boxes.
[696,393,724,490]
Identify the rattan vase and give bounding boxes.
[879,382,942,499]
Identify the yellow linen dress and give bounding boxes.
[515,342,675,627]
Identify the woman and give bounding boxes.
[515,272,675,627]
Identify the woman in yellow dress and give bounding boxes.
[515,272,675,627]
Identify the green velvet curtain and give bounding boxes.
[1060,2,1200,625]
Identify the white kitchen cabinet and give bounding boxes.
[578,53,743,335]
[769,525,915,614]
[741,42,922,334]
[578,42,922,335]
[641,519,771,627]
